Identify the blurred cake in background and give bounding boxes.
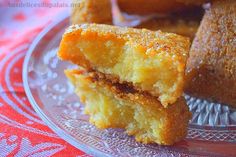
[185,0,236,107]
[71,0,112,24]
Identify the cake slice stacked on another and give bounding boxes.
[58,24,191,145]
[58,24,190,107]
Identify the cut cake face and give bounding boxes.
[65,69,191,145]
[58,24,190,107]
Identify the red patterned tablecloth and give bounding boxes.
[0,1,88,156]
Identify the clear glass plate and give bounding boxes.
[23,13,236,157]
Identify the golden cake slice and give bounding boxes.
[185,0,236,106]
[65,69,191,145]
[71,0,112,24]
[58,24,190,107]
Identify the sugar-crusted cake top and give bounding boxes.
[65,24,190,61]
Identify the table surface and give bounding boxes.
[0,1,89,156]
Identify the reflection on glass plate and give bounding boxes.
[23,13,236,156]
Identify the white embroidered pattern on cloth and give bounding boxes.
[0,133,64,157]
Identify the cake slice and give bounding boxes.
[58,24,190,107]
[65,69,191,145]
[71,0,112,24]
[185,0,236,106]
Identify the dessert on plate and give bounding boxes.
[59,0,236,147]
[58,24,191,145]
[185,0,236,106]
[58,24,190,107]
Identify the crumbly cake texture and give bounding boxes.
[65,69,191,145]
[185,0,236,106]
[71,0,112,24]
[58,24,190,107]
